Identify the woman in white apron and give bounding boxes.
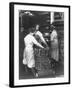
[50,25,59,61]
[23,28,44,77]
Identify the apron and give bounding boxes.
[51,39,59,61]
[23,46,35,68]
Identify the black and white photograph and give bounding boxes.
[9,2,70,87]
[19,10,64,79]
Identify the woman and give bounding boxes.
[34,24,48,56]
[50,25,59,62]
[23,27,44,77]
[34,24,48,46]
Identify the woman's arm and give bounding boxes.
[35,31,48,46]
[32,36,44,48]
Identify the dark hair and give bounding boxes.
[50,24,55,31]
[28,27,35,33]
[33,24,40,28]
